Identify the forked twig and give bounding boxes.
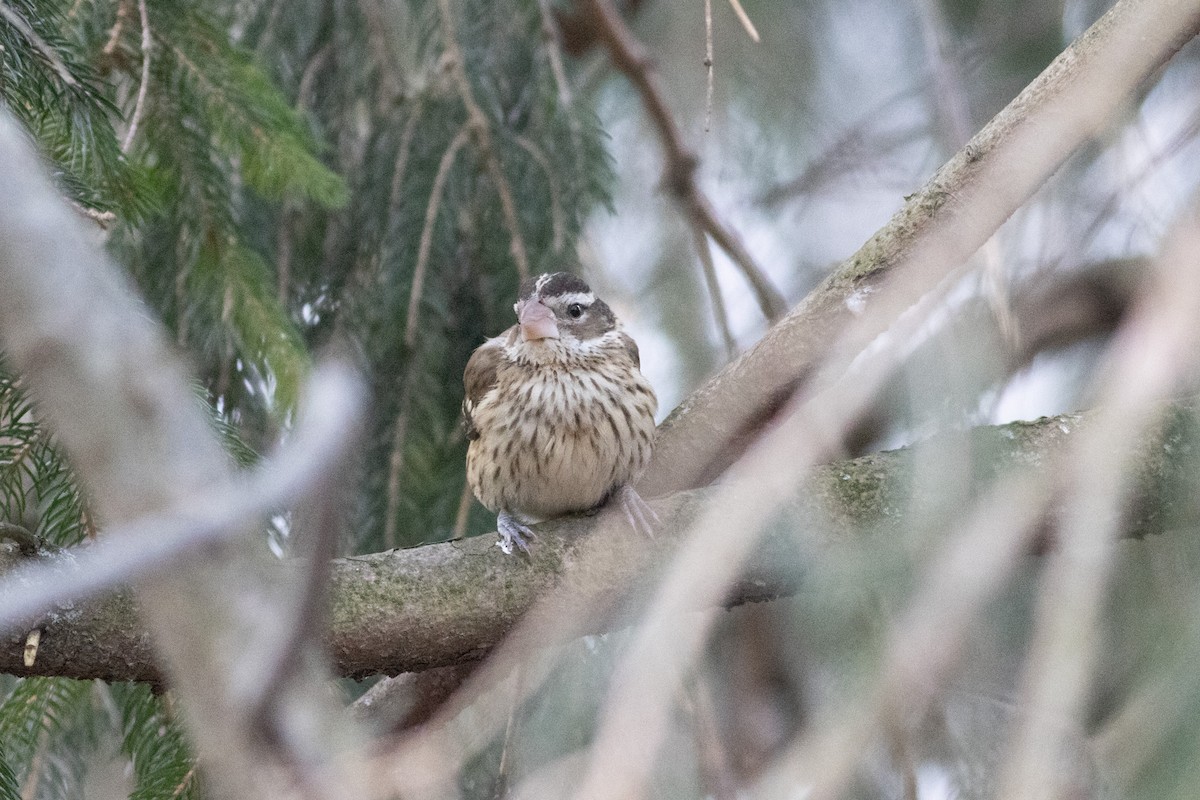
[579,0,787,322]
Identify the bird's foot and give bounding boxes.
[614,484,659,538]
[497,511,537,555]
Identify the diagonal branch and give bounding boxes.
[640,0,1200,499]
[577,0,787,322]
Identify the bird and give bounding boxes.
[463,272,658,554]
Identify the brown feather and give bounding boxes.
[461,334,508,440]
[617,331,641,370]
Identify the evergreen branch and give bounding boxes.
[515,134,565,253]
[0,2,78,88]
[437,0,532,281]
[0,746,17,800]
[575,0,787,323]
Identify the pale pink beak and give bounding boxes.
[517,298,559,341]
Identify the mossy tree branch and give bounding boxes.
[7,407,1194,685]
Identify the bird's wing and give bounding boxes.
[617,331,641,370]
[462,334,506,441]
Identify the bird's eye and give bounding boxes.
[567,303,584,319]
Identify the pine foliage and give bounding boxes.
[0,0,613,791]
[0,368,90,547]
[111,683,199,800]
[237,0,613,550]
[0,747,17,800]
[0,677,95,799]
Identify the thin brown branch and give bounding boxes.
[693,225,738,361]
[725,0,760,42]
[405,125,471,347]
[642,0,1200,500]
[579,0,785,321]
[536,0,575,105]
[703,0,714,133]
[437,0,532,281]
[119,0,151,153]
[101,0,131,57]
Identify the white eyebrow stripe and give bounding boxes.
[534,274,552,293]
[555,292,595,307]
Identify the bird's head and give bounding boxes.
[514,272,618,346]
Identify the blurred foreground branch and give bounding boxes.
[0,110,367,799]
[8,406,1198,684]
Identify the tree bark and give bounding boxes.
[11,406,1193,685]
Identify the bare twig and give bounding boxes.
[642,0,1200,499]
[725,0,760,42]
[250,368,365,751]
[101,0,131,57]
[119,0,151,153]
[452,480,473,540]
[579,0,787,321]
[914,0,1019,350]
[536,0,575,105]
[703,0,714,133]
[693,225,738,360]
[405,125,471,347]
[437,0,532,281]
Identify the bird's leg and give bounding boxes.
[613,484,659,538]
[496,510,537,555]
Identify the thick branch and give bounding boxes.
[9,408,1194,684]
[640,0,1200,498]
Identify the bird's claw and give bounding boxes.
[615,484,659,538]
[497,511,537,555]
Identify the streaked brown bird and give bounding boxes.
[463,272,658,553]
